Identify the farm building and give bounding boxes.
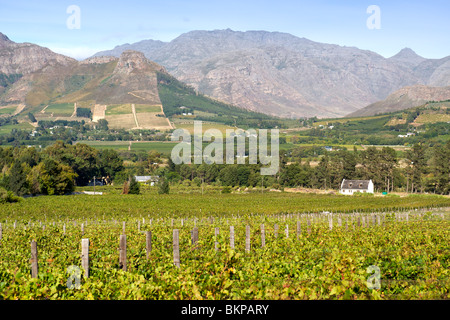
[340,179,374,195]
[134,176,160,186]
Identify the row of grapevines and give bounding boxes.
[0,208,449,299]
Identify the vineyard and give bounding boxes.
[0,192,449,300]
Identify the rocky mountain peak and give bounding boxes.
[0,32,13,47]
[393,48,422,59]
[80,55,117,65]
[114,50,165,75]
[0,32,76,75]
[389,47,426,67]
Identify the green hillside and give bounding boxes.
[283,101,450,148]
[157,72,285,129]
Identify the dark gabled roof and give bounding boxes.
[341,179,371,190]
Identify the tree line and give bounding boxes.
[157,142,449,195]
[0,141,124,197]
[1,140,448,199]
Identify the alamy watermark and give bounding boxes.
[366,265,381,289]
[170,121,279,175]
[66,5,81,30]
[367,5,381,30]
[66,265,81,289]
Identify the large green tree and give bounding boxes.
[405,144,427,193]
[431,140,450,194]
[43,141,100,186]
[8,161,29,196]
[97,149,124,182]
[28,159,77,195]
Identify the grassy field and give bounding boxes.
[44,103,75,117]
[105,104,132,116]
[313,115,389,127]
[130,141,178,154]
[78,141,179,154]
[134,104,162,113]
[0,122,34,135]
[0,106,18,115]
[76,141,130,150]
[174,121,239,135]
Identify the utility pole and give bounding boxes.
[93,176,96,195]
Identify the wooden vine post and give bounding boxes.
[31,240,38,278]
[81,238,89,278]
[230,226,235,249]
[119,235,127,271]
[245,225,251,253]
[215,227,220,251]
[191,227,199,249]
[173,229,180,268]
[146,231,152,259]
[261,224,265,248]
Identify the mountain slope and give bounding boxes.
[0,32,75,75]
[0,34,276,131]
[347,85,450,117]
[92,29,450,118]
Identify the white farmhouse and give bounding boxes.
[135,176,160,186]
[340,179,374,195]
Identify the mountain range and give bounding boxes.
[93,29,450,118]
[0,32,165,109]
[1,30,450,120]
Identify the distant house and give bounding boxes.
[398,132,415,138]
[340,179,374,195]
[134,176,160,186]
[324,146,333,152]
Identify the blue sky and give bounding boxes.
[0,0,449,60]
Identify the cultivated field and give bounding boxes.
[105,114,137,129]
[105,104,132,116]
[102,103,172,130]
[134,104,163,113]
[77,141,180,154]
[413,113,450,125]
[0,122,34,135]
[173,121,239,135]
[0,106,18,115]
[43,103,75,117]
[0,191,449,300]
[136,113,172,130]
